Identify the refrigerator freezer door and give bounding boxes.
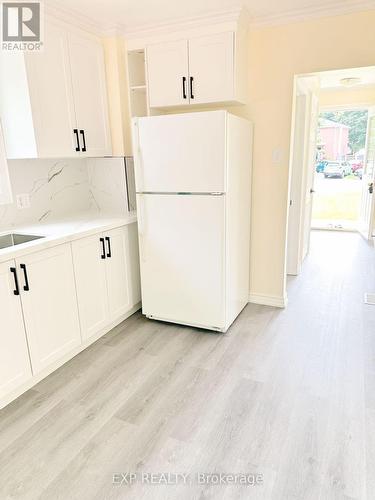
[137,194,226,329]
[134,111,227,193]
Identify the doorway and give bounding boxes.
[287,66,375,277]
[312,108,368,231]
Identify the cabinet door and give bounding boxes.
[0,261,32,400]
[25,22,78,157]
[147,40,189,108]
[72,234,109,340]
[18,244,81,374]
[105,226,131,320]
[188,32,235,104]
[68,32,111,157]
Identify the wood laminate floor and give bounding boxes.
[1,230,374,500]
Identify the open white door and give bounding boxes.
[358,107,375,240]
[287,76,319,276]
[301,93,319,261]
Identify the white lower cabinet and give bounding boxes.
[17,243,81,374]
[106,226,132,321]
[0,261,32,400]
[71,234,109,340]
[1,223,140,408]
[72,225,139,340]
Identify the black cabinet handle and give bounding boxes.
[105,237,111,258]
[190,76,194,99]
[182,77,187,99]
[73,129,80,152]
[10,267,20,296]
[100,237,106,259]
[20,264,30,291]
[80,130,86,152]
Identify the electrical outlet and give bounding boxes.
[16,193,31,209]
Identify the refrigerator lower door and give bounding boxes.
[137,193,226,330]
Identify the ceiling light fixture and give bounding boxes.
[340,77,362,87]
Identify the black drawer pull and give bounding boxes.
[73,129,80,151]
[190,76,194,99]
[10,267,20,296]
[100,238,106,259]
[182,76,187,99]
[105,236,111,258]
[20,264,29,291]
[80,130,86,152]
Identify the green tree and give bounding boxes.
[319,110,368,154]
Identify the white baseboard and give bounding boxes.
[249,293,288,308]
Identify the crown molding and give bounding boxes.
[44,4,103,34]
[250,0,375,29]
[121,7,245,39]
[44,1,375,38]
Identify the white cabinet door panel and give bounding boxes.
[188,32,235,104]
[105,227,132,321]
[147,40,189,108]
[18,244,81,374]
[25,22,77,157]
[137,194,225,329]
[72,234,109,340]
[135,111,226,193]
[69,32,111,157]
[0,261,32,399]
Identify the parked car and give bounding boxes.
[355,167,363,179]
[323,161,352,178]
[315,160,328,173]
[349,160,363,173]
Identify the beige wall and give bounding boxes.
[103,37,132,157]
[319,86,375,108]
[243,9,375,301]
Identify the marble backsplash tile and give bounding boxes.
[87,157,129,216]
[0,157,131,230]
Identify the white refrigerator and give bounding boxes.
[133,110,252,333]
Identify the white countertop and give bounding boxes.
[0,212,137,264]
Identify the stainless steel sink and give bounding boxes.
[0,233,44,250]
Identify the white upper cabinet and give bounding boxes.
[146,30,245,108]
[68,32,111,157]
[188,32,235,105]
[0,120,12,205]
[147,40,189,108]
[0,19,111,159]
[25,21,77,159]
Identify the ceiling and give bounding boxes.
[44,0,375,33]
[319,66,375,89]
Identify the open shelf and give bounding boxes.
[130,85,146,91]
[128,50,146,87]
[127,49,148,117]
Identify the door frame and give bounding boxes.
[358,106,375,239]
